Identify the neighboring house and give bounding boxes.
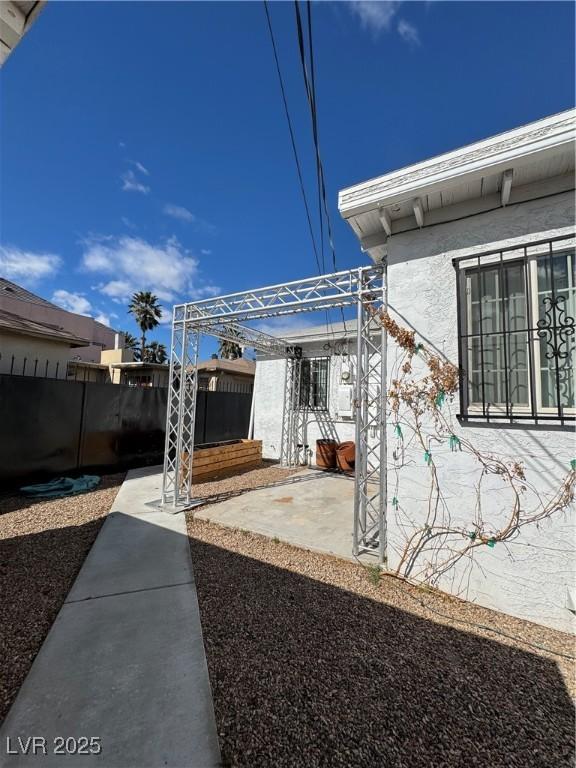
[253,109,575,632]
[68,350,170,387]
[110,361,170,388]
[197,356,256,393]
[0,306,89,378]
[0,279,118,375]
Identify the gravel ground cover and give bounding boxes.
[0,473,124,722]
[188,518,575,768]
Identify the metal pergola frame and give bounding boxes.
[161,264,388,563]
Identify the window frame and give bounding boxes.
[454,234,575,427]
[299,357,330,411]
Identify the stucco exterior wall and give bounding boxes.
[0,331,72,378]
[254,351,357,462]
[253,191,575,633]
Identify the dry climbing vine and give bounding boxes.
[369,303,576,590]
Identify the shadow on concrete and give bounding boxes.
[189,536,575,768]
[193,465,352,511]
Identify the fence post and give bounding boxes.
[76,381,88,470]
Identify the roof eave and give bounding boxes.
[338,109,576,219]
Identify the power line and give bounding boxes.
[263,0,322,276]
[293,0,337,274]
[294,0,348,338]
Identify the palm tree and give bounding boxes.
[218,338,243,360]
[218,328,243,360]
[144,341,168,364]
[128,292,162,361]
[122,331,140,360]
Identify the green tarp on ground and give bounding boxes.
[20,475,101,499]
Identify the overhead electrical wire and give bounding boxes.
[294,0,348,338]
[263,0,322,277]
[293,0,336,272]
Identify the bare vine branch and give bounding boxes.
[367,304,576,584]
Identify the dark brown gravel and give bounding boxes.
[0,474,124,723]
[188,519,575,768]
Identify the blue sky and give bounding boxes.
[1,1,574,355]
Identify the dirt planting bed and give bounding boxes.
[188,519,575,768]
[0,473,124,723]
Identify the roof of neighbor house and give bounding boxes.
[0,1,46,66]
[0,278,117,337]
[197,358,256,376]
[338,109,576,262]
[0,278,61,309]
[0,307,89,346]
[111,362,170,371]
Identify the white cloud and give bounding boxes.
[346,2,420,43]
[201,249,212,256]
[163,203,196,224]
[121,216,137,230]
[121,170,150,195]
[51,289,92,315]
[256,316,318,337]
[0,245,61,283]
[131,160,150,176]
[94,312,111,326]
[82,234,218,304]
[346,1,401,34]
[163,203,216,233]
[98,279,134,301]
[397,18,420,45]
[158,305,173,325]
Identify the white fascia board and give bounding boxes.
[338,109,575,218]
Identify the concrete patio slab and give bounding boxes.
[0,466,221,768]
[194,468,362,560]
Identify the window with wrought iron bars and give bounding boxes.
[454,234,575,426]
[299,357,329,410]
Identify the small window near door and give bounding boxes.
[455,235,575,426]
[299,358,329,410]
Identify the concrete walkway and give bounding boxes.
[0,467,221,768]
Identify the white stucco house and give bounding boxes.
[253,109,575,632]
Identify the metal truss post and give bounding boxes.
[280,354,302,467]
[296,407,309,466]
[353,267,387,563]
[161,307,200,508]
[161,265,387,558]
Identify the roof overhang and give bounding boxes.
[1,1,46,66]
[338,109,576,263]
[0,312,90,347]
[111,362,169,371]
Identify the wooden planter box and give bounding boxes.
[181,439,262,485]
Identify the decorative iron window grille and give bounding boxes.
[454,234,575,426]
[299,357,329,410]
